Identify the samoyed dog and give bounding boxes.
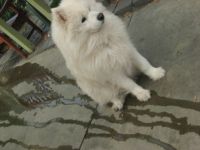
[51,0,165,110]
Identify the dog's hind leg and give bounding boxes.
[78,81,119,107]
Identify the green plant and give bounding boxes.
[12,0,26,10]
[0,0,27,21]
[50,0,61,8]
[0,0,4,7]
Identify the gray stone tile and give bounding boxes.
[16,47,73,79]
[128,0,200,100]
[1,144,27,150]
[0,63,96,150]
[114,0,133,14]
[4,104,94,149]
[81,94,200,150]
[115,0,153,15]
[0,104,92,149]
[105,0,119,12]
[121,11,133,27]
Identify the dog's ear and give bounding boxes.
[51,7,67,23]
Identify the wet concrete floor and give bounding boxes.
[1,0,200,149]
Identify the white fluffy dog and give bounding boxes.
[51,0,165,110]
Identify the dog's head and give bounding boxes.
[51,0,106,34]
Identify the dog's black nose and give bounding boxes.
[97,13,104,21]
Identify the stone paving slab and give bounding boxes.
[16,47,73,79]
[0,63,96,150]
[81,93,200,150]
[128,0,200,100]
[0,104,93,150]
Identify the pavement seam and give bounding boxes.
[113,0,120,13]
[127,13,134,28]
[78,105,98,150]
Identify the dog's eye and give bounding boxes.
[81,17,87,23]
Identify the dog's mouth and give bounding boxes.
[101,20,105,24]
[90,20,105,34]
[96,22,104,33]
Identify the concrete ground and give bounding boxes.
[1,0,200,149]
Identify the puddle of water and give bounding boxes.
[1,63,200,150]
[0,63,89,110]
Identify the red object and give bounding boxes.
[0,33,27,58]
[0,0,44,58]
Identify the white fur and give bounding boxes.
[51,0,165,110]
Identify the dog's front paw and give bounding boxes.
[134,89,151,102]
[149,67,165,81]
